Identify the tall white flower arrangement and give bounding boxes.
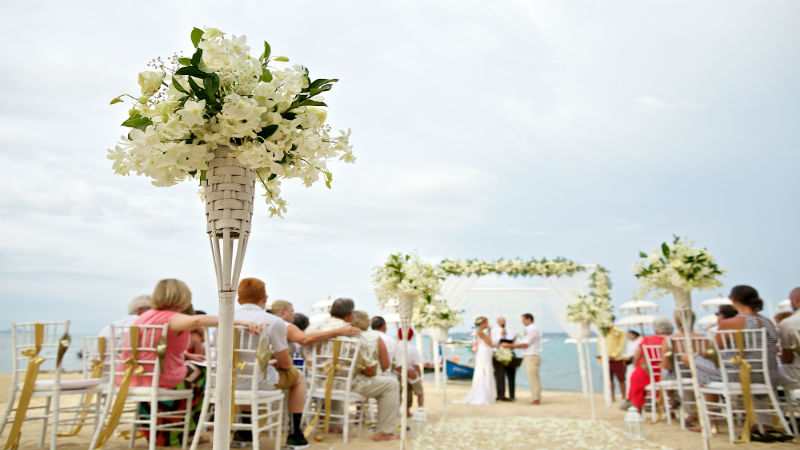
[107,26,354,217]
[373,252,444,309]
[566,295,613,329]
[632,235,724,300]
[412,301,463,330]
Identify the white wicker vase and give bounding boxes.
[204,145,256,239]
[437,326,449,342]
[397,292,417,323]
[581,321,591,339]
[672,288,692,311]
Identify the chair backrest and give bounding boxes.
[711,328,770,386]
[108,324,169,390]
[205,325,270,392]
[10,321,71,382]
[81,335,111,381]
[307,337,362,393]
[642,344,663,383]
[669,336,709,384]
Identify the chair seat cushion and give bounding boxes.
[126,386,193,400]
[701,382,772,394]
[25,378,102,391]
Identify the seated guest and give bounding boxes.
[293,313,310,331]
[98,294,151,343]
[124,279,259,447]
[660,310,706,424]
[370,316,397,368]
[596,325,626,403]
[270,299,361,346]
[628,318,674,413]
[778,287,800,389]
[354,311,391,374]
[393,327,424,417]
[707,304,737,334]
[233,278,309,449]
[305,298,400,441]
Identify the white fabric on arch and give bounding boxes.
[440,275,480,309]
[540,271,592,340]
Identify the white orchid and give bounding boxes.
[137,71,164,95]
[632,236,724,300]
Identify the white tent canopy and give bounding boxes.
[697,314,717,328]
[777,299,791,312]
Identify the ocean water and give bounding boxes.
[0,331,605,393]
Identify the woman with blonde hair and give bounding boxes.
[124,279,260,447]
[458,316,496,405]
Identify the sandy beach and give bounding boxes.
[0,373,795,450]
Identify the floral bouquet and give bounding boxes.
[412,301,463,330]
[107,26,354,217]
[493,347,514,366]
[373,252,444,309]
[566,295,613,329]
[632,235,724,300]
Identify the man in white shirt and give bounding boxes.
[306,299,400,441]
[779,287,800,388]
[391,327,424,417]
[491,317,520,401]
[502,313,542,405]
[98,294,151,341]
[233,278,308,449]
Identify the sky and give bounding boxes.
[0,0,798,334]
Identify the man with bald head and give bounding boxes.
[491,316,521,401]
[778,287,800,388]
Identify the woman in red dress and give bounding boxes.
[628,317,674,411]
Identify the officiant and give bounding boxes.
[491,316,522,401]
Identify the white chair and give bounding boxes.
[90,324,194,450]
[302,336,366,443]
[668,336,709,429]
[699,328,793,443]
[0,321,103,450]
[642,344,678,423]
[191,325,285,450]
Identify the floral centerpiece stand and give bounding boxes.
[633,236,724,450]
[107,27,352,449]
[374,253,443,449]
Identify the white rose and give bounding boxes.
[138,71,164,95]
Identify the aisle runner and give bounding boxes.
[411,416,673,450]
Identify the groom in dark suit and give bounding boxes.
[490,317,522,401]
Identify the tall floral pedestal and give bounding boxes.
[672,288,711,450]
[204,146,255,450]
[397,292,416,450]
[580,322,596,420]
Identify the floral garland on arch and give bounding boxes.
[106,26,354,217]
[372,252,444,309]
[632,235,724,300]
[412,301,464,330]
[439,258,612,307]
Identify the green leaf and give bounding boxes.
[175,66,209,78]
[281,111,297,120]
[661,242,670,258]
[172,78,189,94]
[199,169,207,182]
[205,74,219,98]
[257,124,279,139]
[191,48,203,66]
[109,97,124,105]
[274,56,289,62]
[259,68,273,83]
[191,27,204,48]
[308,84,333,97]
[260,41,271,61]
[639,251,647,258]
[196,58,213,74]
[309,78,338,90]
[121,115,152,130]
[299,99,327,107]
[187,77,207,101]
[178,57,192,66]
[323,169,333,189]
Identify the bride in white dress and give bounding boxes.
[459,316,496,405]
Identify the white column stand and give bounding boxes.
[441,340,448,420]
[431,330,440,391]
[582,322,596,420]
[673,289,711,450]
[397,292,416,450]
[575,338,589,397]
[597,327,612,407]
[213,292,235,449]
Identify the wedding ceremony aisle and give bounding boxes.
[1,373,794,450]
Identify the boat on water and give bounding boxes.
[445,358,474,378]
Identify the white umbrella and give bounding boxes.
[696,314,717,328]
[382,312,400,324]
[777,299,791,312]
[308,313,329,325]
[698,296,731,310]
[618,300,660,313]
[616,314,657,327]
[310,297,334,313]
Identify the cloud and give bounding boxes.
[634,95,706,111]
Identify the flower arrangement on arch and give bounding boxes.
[373,252,444,309]
[632,235,724,300]
[412,301,463,330]
[106,26,354,217]
[566,295,613,329]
